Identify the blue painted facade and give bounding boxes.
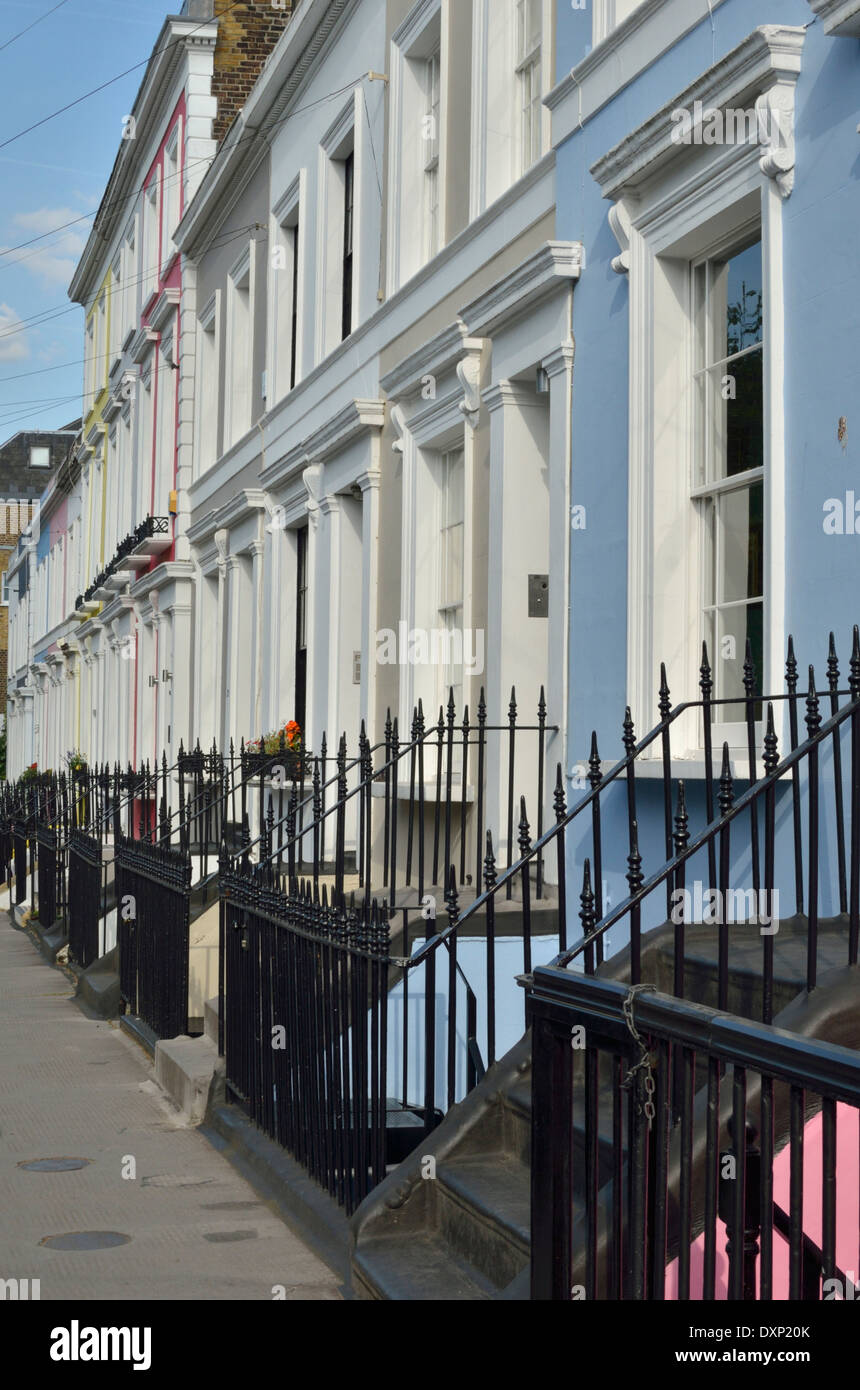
[553,1,860,948]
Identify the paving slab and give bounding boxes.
[0,914,342,1301]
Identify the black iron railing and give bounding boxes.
[221,864,393,1213]
[116,834,191,1039]
[12,815,29,906]
[240,689,556,911]
[527,966,860,1301]
[36,821,63,929]
[67,829,104,968]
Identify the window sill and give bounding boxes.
[580,753,781,784]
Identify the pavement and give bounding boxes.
[0,909,342,1301]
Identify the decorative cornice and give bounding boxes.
[590,26,806,203]
[212,488,268,534]
[305,399,385,465]
[129,326,153,366]
[380,320,471,401]
[460,242,583,339]
[483,381,541,414]
[806,0,860,36]
[148,285,181,333]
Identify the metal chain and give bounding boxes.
[620,983,658,1129]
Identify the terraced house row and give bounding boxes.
[4,0,860,1301]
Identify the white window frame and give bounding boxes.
[386,0,446,293]
[592,0,648,47]
[29,446,51,469]
[137,361,154,522]
[437,445,466,711]
[195,291,221,481]
[269,172,306,404]
[142,175,160,305]
[121,216,138,347]
[161,121,182,276]
[423,45,442,262]
[515,0,543,176]
[692,230,766,737]
[392,377,476,725]
[156,323,177,514]
[110,254,122,366]
[470,0,552,218]
[317,94,360,359]
[604,158,792,764]
[224,245,254,449]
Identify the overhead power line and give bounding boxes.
[0,0,245,154]
[0,0,70,55]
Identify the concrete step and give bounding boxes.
[154,1033,220,1123]
[435,1151,530,1290]
[353,1230,496,1301]
[73,946,120,1019]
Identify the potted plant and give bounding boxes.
[66,749,88,781]
[242,720,307,780]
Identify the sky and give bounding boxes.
[0,0,179,439]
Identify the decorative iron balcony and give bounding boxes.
[114,515,172,570]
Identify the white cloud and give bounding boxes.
[0,303,29,362]
[1,207,89,287]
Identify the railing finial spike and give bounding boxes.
[764,701,779,775]
[719,742,734,815]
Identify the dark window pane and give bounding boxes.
[725,240,762,354]
[726,347,763,476]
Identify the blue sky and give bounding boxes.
[0,0,177,438]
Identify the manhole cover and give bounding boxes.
[40,1231,131,1251]
[19,1158,92,1172]
[203,1230,258,1243]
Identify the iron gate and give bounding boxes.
[12,817,28,906]
[67,830,103,968]
[36,822,63,929]
[116,835,191,1040]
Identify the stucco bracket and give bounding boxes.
[457,342,485,430]
[608,202,632,274]
[755,83,797,198]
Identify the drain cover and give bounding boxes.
[40,1231,131,1252]
[19,1158,91,1172]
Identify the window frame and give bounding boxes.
[691,231,766,728]
[317,94,360,358]
[161,120,183,277]
[270,172,306,404]
[386,0,446,294]
[224,245,254,450]
[620,183,783,762]
[195,291,221,481]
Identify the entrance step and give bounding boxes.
[73,945,121,1019]
[154,1033,220,1123]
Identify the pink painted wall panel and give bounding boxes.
[666,1103,859,1298]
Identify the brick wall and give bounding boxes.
[212,0,293,145]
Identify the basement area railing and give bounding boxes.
[527,966,860,1301]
